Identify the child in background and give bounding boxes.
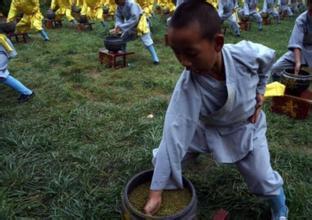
[50,0,78,25]
[112,0,160,64]
[0,32,34,103]
[143,1,288,220]
[262,0,281,24]
[7,0,49,41]
[240,0,263,31]
[271,0,312,79]
[218,0,241,37]
[278,0,294,16]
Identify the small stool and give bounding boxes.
[7,32,28,43]
[280,11,288,20]
[271,90,312,119]
[239,21,252,31]
[77,22,94,31]
[44,19,62,29]
[98,48,134,69]
[263,17,271,25]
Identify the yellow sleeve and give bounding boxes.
[51,0,57,9]
[0,34,14,53]
[7,0,18,22]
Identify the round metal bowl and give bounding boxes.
[46,9,56,20]
[72,5,81,13]
[79,15,88,24]
[0,22,16,34]
[240,15,249,22]
[280,68,312,95]
[104,35,126,52]
[261,12,269,18]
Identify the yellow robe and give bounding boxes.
[81,0,104,20]
[7,0,44,33]
[51,0,75,21]
[136,0,154,18]
[0,34,14,53]
[207,0,218,8]
[156,0,175,13]
[103,0,116,16]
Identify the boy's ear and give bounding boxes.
[214,34,224,52]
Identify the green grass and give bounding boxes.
[0,15,311,219]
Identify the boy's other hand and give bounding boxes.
[143,190,162,215]
[249,94,264,124]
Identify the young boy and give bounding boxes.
[143,1,288,220]
[271,0,312,79]
[239,0,264,31]
[0,33,34,103]
[111,0,160,64]
[262,0,281,24]
[7,0,49,41]
[218,0,241,37]
[278,0,294,17]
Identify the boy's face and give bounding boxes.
[167,22,224,75]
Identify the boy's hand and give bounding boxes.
[144,190,162,215]
[294,62,301,75]
[249,94,264,124]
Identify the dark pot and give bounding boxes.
[72,5,81,13]
[261,12,269,18]
[0,22,16,34]
[79,15,88,24]
[46,9,56,20]
[103,7,109,15]
[121,169,197,220]
[104,35,126,52]
[240,15,249,22]
[280,68,312,96]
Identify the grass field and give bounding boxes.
[0,14,311,219]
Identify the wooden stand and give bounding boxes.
[239,21,252,31]
[44,19,62,29]
[98,48,134,69]
[77,23,94,31]
[271,90,312,119]
[7,32,28,43]
[263,17,271,25]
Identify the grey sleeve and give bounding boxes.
[150,72,202,190]
[255,44,276,94]
[116,4,141,32]
[288,19,304,51]
[115,8,124,27]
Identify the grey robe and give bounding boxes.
[115,0,153,46]
[151,40,283,196]
[271,11,312,77]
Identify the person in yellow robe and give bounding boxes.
[80,0,104,21]
[50,0,78,24]
[7,0,49,41]
[137,0,154,18]
[103,0,117,16]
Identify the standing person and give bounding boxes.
[0,33,34,103]
[262,0,281,23]
[7,0,49,41]
[80,0,105,22]
[218,0,241,36]
[143,1,288,220]
[271,0,312,80]
[278,0,294,16]
[240,0,263,30]
[50,0,78,24]
[112,0,160,64]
